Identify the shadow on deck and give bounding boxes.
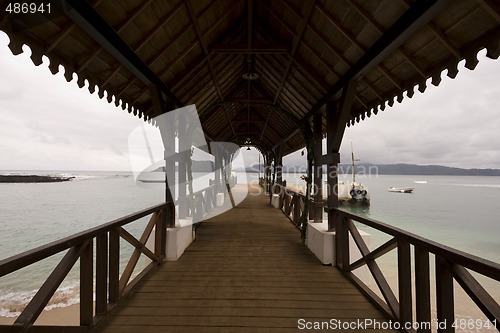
[97,184,396,332]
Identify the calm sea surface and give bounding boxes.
[0,171,498,328]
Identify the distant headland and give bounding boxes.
[235,163,500,176]
[0,175,75,183]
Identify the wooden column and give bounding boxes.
[326,102,340,231]
[276,146,283,186]
[213,145,223,194]
[313,113,323,222]
[151,85,176,228]
[265,154,272,195]
[398,239,412,326]
[178,113,188,218]
[415,247,431,333]
[326,79,356,231]
[436,256,455,333]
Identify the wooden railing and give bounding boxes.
[332,208,500,332]
[0,184,219,332]
[271,183,315,228]
[0,203,167,333]
[190,184,218,223]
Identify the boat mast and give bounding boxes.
[351,142,355,184]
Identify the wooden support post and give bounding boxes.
[326,79,356,231]
[178,112,188,218]
[415,247,431,333]
[326,102,340,231]
[109,229,120,304]
[95,234,108,317]
[265,154,272,195]
[398,239,412,326]
[335,215,349,271]
[80,240,93,327]
[151,84,176,228]
[155,207,167,260]
[313,113,323,222]
[223,152,236,208]
[293,194,301,226]
[436,256,455,333]
[276,146,283,186]
[214,146,222,194]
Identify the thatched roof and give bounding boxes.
[1,0,499,155]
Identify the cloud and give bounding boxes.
[1,31,499,171]
[0,32,143,171]
[342,52,500,169]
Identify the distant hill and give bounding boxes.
[345,163,500,176]
[235,163,500,176]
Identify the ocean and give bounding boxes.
[0,171,498,330]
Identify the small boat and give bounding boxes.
[338,143,370,206]
[388,187,414,193]
[414,180,427,184]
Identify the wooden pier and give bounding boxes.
[96,184,396,332]
[2,2,500,331]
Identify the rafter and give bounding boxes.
[78,0,154,73]
[308,0,452,116]
[60,0,182,109]
[272,2,314,104]
[132,2,185,53]
[185,0,236,137]
[477,0,500,23]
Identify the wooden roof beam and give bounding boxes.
[253,24,328,94]
[274,0,452,150]
[314,3,367,52]
[272,1,315,105]
[78,0,154,73]
[60,0,182,108]
[132,2,184,53]
[306,0,452,118]
[186,55,242,105]
[315,2,404,92]
[247,0,253,52]
[158,0,241,76]
[477,0,500,23]
[184,0,239,99]
[92,2,184,95]
[211,44,288,54]
[328,79,357,151]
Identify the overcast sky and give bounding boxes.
[0,31,499,171]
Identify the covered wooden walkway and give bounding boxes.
[96,184,396,333]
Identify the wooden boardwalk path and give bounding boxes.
[97,184,397,332]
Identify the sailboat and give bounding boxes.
[338,143,370,206]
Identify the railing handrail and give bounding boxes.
[0,184,220,278]
[334,207,500,280]
[0,202,166,278]
[273,183,309,198]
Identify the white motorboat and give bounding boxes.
[388,187,414,193]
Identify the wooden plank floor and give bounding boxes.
[96,184,398,333]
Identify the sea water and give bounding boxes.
[0,171,164,317]
[0,171,498,328]
[277,172,500,330]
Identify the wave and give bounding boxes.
[58,173,132,181]
[448,183,500,188]
[0,282,81,318]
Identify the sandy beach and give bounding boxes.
[0,304,79,326]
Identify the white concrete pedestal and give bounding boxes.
[306,220,371,284]
[271,194,280,208]
[166,218,194,261]
[216,193,224,207]
[146,218,194,262]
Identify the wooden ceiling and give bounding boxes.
[1,0,499,155]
